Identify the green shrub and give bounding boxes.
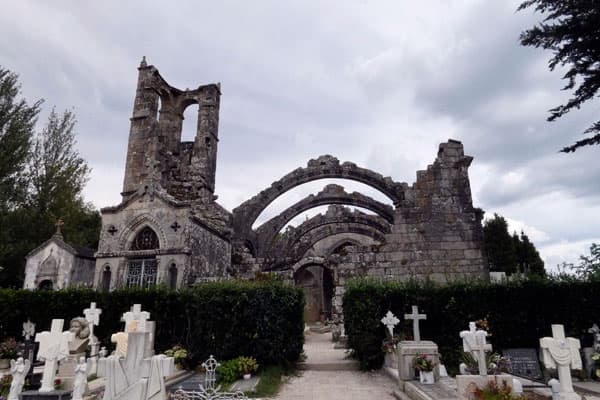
[0,280,304,367]
[217,358,242,384]
[343,278,600,370]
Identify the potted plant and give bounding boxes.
[0,338,19,369]
[413,353,436,384]
[238,356,258,380]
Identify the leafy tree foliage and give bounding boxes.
[0,66,100,287]
[483,214,545,276]
[518,0,600,152]
[569,243,600,281]
[0,68,42,210]
[483,214,517,274]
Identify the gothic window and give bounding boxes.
[131,227,159,251]
[126,259,158,288]
[168,263,178,290]
[102,265,111,292]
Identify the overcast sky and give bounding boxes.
[1,1,599,272]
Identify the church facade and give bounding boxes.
[89,60,487,320]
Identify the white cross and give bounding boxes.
[84,302,102,342]
[404,305,427,341]
[22,319,35,341]
[460,322,492,376]
[35,319,74,392]
[540,324,582,400]
[122,304,150,333]
[381,311,400,337]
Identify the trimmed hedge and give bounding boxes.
[343,278,600,371]
[0,281,304,366]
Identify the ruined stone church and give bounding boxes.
[27,59,488,320]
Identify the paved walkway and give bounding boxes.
[273,331,397,400]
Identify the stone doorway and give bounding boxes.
[294,264,334,323]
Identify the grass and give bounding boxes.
[249,365,290,398]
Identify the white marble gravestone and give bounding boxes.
[540,324,582,400]
[35,319,74,393]
[22,320,36,341]
[84,302,102,376]
[397,306,440,383]
[456,322,512,400]
[404,305,426,342]
[460,322,492,376]
[381,311,400,370]
[122,304,150,333]
[98,331,174,400]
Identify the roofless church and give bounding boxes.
[24,59,488,321]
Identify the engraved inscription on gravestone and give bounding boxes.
[503,348,543,380]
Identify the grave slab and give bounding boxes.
[455,374,513,400]
[398,341,439,381]
[19,389,71,400]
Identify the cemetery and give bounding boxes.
[0,278,597,399]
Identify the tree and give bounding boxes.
[0,99,101,287]
[573,243,600,281]
[483,214,517,274]
[513,231,545,275]
[518,1,600,152]
[483,214,545,276]
[0,67,42,210]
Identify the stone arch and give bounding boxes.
[254,184,393,256]
[285,224,385,263]
[327,238,363,257]
[292,258,334,322]
[232,155,406,239]
[118,214,167,251]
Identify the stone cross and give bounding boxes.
[84,302,102,342]
[540,324,582,400]
[381,311,400,337]
[99,332,174,400]
[404,305,427,342]
[35,319,74,392]
[122,304,150,333]
[22,319,35,341]
[460,322,492,376]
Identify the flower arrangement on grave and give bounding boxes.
[461,352,509,375]
[164,345,190,369]
[53,378,64,390]
[592,352,600,380]
[413,353,436,372]
[0,375,12,397]
[238,356,258,376]
[381,334,402,354]
[473,378,525,400]
[475,317,492,336]
[0,338,19,359]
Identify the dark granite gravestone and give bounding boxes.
[19,340,41,389]
[19,389,71,400]
[502,348,543,381]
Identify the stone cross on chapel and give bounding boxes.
[460,321,492,376]
[404,305,427,342]
[540,324,582,400]
[122,304,150,333]
[381,311,400,337]
[35,319,74,392]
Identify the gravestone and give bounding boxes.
[380,311,400,370]
[98,331,174,400]
[540,324,582,400]
[404,305,426,342]
[83,302,102,376]
[583,324,600,379]
[502,348,543,380]
[396,306,440,384]
[34,319,74,393]
[456,322,513,400]
[20,320,39,388]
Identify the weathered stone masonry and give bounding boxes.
[93,60,487,321]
